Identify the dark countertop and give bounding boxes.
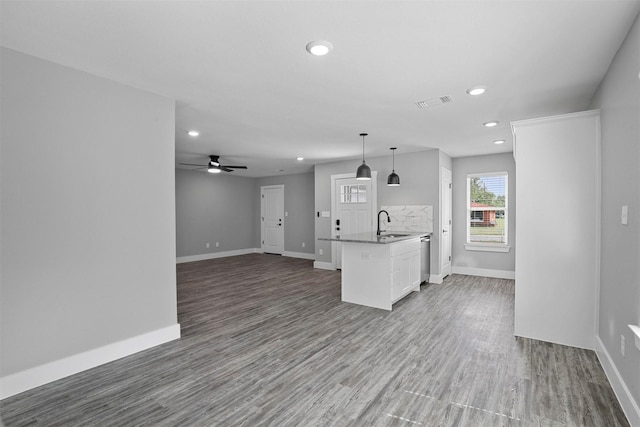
[318,231,430,245]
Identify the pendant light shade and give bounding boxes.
[356,133,371,180]
[387,147,400,186]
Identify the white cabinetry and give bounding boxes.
[511,110,599,349]
[341,237,421,310]
[391,239,421,302]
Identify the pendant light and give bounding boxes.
[387,147,400,186]
[356,133,371,180]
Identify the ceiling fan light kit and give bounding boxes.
[387,147,400,186]
[180,155,248,174]
[355,133,371,180]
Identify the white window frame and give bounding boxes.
[465,171,510,253]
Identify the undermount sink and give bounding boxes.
[379,233,410,238]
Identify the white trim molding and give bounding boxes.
[452,266,515,280]
[595,336,640,426]
[0,324,181,400]
[178,249,315,264]
[313,261,336,271]
[629,325,640,351]
[464,244,510,253]
[429,273,445,284]
[177,248,258,264]
[283,251,315,260]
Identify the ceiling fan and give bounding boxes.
[180,155,248,174]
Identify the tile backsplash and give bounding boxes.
[380,205,433,233]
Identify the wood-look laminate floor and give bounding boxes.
[1,254,628,426]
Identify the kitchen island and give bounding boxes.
[319,232,428,310]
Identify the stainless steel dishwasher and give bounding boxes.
[420,235,431,283]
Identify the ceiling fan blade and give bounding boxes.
[223,165,248,169]
[180,163,207,167]
[220,167,234,172]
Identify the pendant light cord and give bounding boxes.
[392,148,395,171]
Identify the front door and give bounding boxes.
[261,185,284,254]
[334,177,373,269]
[441,167,452,277]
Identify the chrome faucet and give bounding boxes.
[377,210,390,235]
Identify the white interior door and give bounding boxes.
[334,177,373,269]
[261,185,284,254]
[441,167,452,278]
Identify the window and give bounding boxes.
[340,184,367,203]
[466,172,509,252]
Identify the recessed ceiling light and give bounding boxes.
[494,139,505,145]
[306,40,333,56]
[483,121,499,127]
[296,157,304,161]
[187,130,199,137]
[466,86,486,96]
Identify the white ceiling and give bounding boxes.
[2,0,639,177]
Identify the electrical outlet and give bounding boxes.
[621,334,626,357]
[302,242,305,248]
[319,248,323,255]
[215,242,220,247]
[206,243,210,248]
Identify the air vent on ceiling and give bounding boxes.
[415,95,453,109]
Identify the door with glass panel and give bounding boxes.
[334,178,372,269]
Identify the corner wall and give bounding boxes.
[589,12,640,425]
[0,49,179,398]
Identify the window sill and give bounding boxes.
[465,244,510,253]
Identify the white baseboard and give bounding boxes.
[451,266,516,280]
[176,248,258,263]
[595,336,640,426]
[283,251,315,260]
[178,249,316,264]
[313,261,335,270]
[0,323,181,400]
[429,273,444,284]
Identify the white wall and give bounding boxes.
[511,110,599,350]
[590,12,640,425]
[452,153,516,278]
[0,48,179,397]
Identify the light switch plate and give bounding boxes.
[621,205,628,225]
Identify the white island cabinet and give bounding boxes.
[320,233,425,310]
